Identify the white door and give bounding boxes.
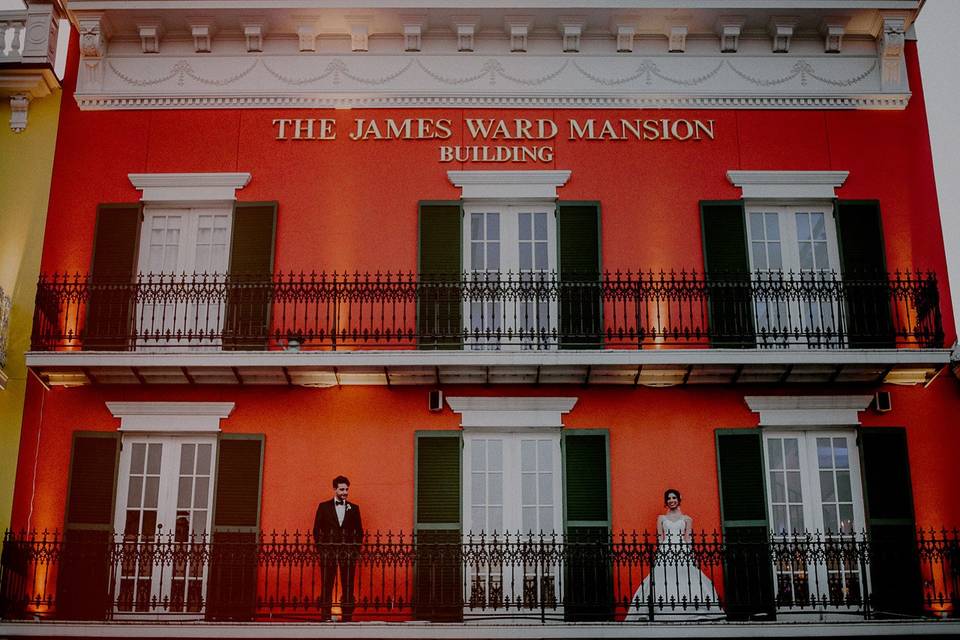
[136,208,232,349]
[463,204,557,350]
[114,436,217,614]
[746,206,841,347]
[463,433,563,611]
[763,431,867,609]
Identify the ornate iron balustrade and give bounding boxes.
[1,529,957,623]
[30,270,943,351]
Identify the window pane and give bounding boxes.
[521,440,536,471]
[833,439,849,468]
[819,470,836,502]
[814,242,828,269]
[522,473,536,504]
[142,510,157,536]
[538,440,552,471]
[489,507,502,532]
[523,506,536,532]
[786,471,802,502]
[836,470,852,502]
[750,213,765,239]
[773,505,788,533]
[471,507,485,532]
[193,477,209,509]
[471,213,483,240]
[471,244,484,270]
[486,213,499,240]
[784,439,800,469]
[519,244,532,271]
[196,444,212,475]
[765,213,780,240]
[471,473,485,503]
[471,442,485,470]
[193,511,207,535]
[147,443,162,475]
[752,243,767,270]
[178,477,192,509]
[539,473,553,503]
[534,213,547,240]
[799,243,813,270]
[768,242,782,270]
[127,476,143,508]
[488,440,502,471]
[518,212,531,241]
[796,213,811,241]
[822,505,838,533]
[816,438,832,469]
[768,439,784,470]
[539,507,553,531]
[838,504,854,533]
[535,243,548,270]
[487,243,500,270]
[811,213,826,240]
[131,443,146,474]
[788,505,805,532]
[771,471,786,502]
[488,473,503,504]
[180,444,195,475]
[144,477,160,509]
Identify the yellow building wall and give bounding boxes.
[0,90,61,534]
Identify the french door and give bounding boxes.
[462,204,557,349]
[462,433,563,612]
[114,436,217,614]
[136,208,232,349]
[746,206,842,347]
[763,431,867,609]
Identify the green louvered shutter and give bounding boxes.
[414,432,462,621]
[418,203,462,349]
[56,432,120,620]
[715,430,774,620]
[563,431,613,621]
[223,202,277,351]
[860,427,922,617]
[835,201,894,348]
[558,203,602,349]
[701,202,754,348]
[206,434,264,621]
[86,204,142,351]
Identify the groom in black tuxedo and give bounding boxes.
[313,475,364,621]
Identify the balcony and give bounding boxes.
[26,270,948,387]
[0,5,61,132]
[1,529,957,632]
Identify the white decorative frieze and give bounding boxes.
[716,16,745,53]
[769,16,799,53]
[77,50,909,111]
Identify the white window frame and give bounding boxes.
[106,402,234,618]
[448,396,577,613]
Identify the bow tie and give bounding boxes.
[335,500,345,506]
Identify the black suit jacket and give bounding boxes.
[313,499,364,544]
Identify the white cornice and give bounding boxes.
[447,396,578,430]
[129,172,251,202]
[745,395,874,427]
[449,170,571,200]
[727,170,850,199]
[106,401,235,432]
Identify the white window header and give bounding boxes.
[448,170,571,200]
[447,396,577,431]
[129,172,251,203]
[107,401,235,432]
[745,395,873,427]
[727,170,849,200]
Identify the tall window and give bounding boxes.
[762,430,866,608]
[114,435,217,614]
[745,205,841,346]
[462,204,556,349]
[136,207,232,349]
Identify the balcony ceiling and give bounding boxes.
[26,349,948,387]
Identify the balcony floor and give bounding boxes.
[1,619,959,639]
[25,348,950,387]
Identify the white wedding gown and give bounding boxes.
[625,517,720,620]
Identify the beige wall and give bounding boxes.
[0,89,61,533]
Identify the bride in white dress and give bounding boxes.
[626,489,720,620]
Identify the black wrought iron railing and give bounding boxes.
[30,270,943,351]
[1,529,957,623]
